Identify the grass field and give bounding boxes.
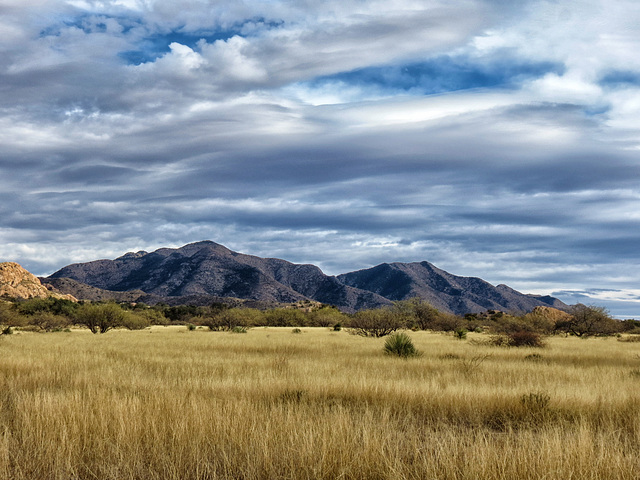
[1,326,639,479]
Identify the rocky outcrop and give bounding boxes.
[0,262,76,301]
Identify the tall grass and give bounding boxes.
[0,327,639,479]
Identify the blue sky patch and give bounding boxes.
[310,55,565,95]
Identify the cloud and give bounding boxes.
[1,0,640,318]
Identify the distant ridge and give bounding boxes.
[337,261,566,315]
[48,240,567,314]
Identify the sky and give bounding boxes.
[2,0,640,317]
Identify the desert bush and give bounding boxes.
[392,298,442,330]
[263,308,307,327]
[120,311,151,330]
[307,307,346,327]
[231,326,248,334]
[29,312,71,332]
[556,304,621,337]
[454,328,468,340]
[333,322,342,331]
[74,302,127,334]
[204,308,260,331]
[383,332,420,358]
[292,328,302,334]
[349,308,405,337]
[487,331,546,348]
[0,302,25,327]
[509,330,546,347]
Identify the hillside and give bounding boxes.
[49,241,390,312]
[337,261,566,315]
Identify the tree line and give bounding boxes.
[0,296,638,338]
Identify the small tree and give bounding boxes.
[557,304,621,337]
[74,302,127,334]
[348,308,405,337]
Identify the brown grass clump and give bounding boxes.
[0,327,639,479]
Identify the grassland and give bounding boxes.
[1,327,639,479]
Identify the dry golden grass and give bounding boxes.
[1,327,639,479]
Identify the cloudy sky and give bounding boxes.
[2,0,640,317]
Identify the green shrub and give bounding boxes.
[231,326,248,334]
[187,324,196,331]
[291,328,302,334]
[333,322,342,331]
[454,328,468,340]
[383,332,420,358]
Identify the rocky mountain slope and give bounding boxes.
[337,261,566,315]
[49,241,390,312]
[0,262,76,301]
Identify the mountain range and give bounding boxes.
[45,240,566,314]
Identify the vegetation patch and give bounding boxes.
[383,332,420,358]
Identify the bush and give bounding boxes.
[489,331,546,348]
[383,332,420,358]
[454,328,468,340]
[263,308,307,327]
[29,312,71,332]
[231,326,248,334]
[120,311,151,330]
[349,309,405,337]
[291,328,302,334]
[74,302,127,334]
[203,308,260,331]
[333,322,342,331]
[509,330,546,347]
[556,304,621,337]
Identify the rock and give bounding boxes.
[0,262,76,301]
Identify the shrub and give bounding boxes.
[2,326,12,335]
[29,312,71,332]
[509,330,546,348]
[349,309,405,337]
[292,328,302,334]
[74,302,127,334]
[187,324,196,331]
[556,304,621,337]
[333,322,342,331]
[263,308,307,327]
[454,328,468,340]
[489,331,546,348]
[231,326,248,334]
[120,312,151,330]
[383,332,420,358]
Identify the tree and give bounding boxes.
[556,304,621,337]
[348,308,405,337]
[74,302,127,334]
